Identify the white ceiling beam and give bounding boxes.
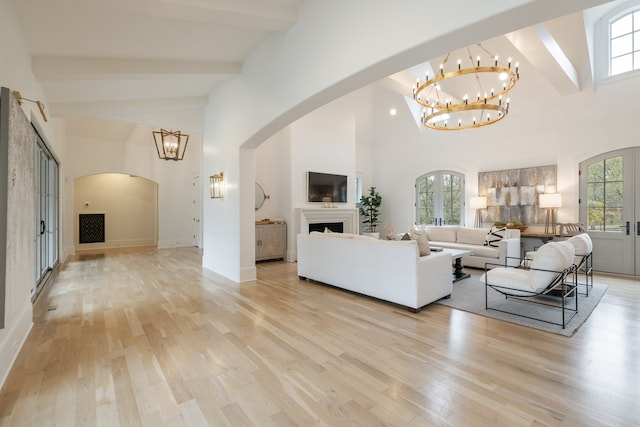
[62,0,299,31]
[49,96,209,117]
[32,56,241,80]
[506,24,580,95]
[386,70,417,93]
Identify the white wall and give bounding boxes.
[74,174,158,250]
[290,103,357,208]
[0,0,62,389]
[63,116,201,253]
[255,134,288,223]
[256,102,356,261]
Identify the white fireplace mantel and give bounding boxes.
[298,208,359,235]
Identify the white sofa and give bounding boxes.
[422,226,521,269]
[297,232,453,312]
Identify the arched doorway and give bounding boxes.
[74,173,158,251]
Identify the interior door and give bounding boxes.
[580,148,637,275]
[192,176,202,247]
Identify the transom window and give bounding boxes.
[416,171,464,226]
[610,9,640,75]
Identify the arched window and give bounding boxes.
[416,171,464,226]
[610,8,640,75]
[592,1,640,83]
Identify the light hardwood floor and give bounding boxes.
[1,246,639,426]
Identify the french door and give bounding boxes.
[416,171,464,226]
[33,130,59,298]
[579,147,640,275]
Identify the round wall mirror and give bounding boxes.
[255,182,269,210]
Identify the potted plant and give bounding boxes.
[359,186,382,238]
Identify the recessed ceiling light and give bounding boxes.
[389,108,397,116]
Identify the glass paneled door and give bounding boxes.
[33,131,59,298]
[416,171,464,226]
[579,147,640,275]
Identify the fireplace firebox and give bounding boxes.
[308,222,344,233]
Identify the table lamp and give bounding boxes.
[539,193,562,234]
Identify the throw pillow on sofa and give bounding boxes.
[410,225,431,256]
[484,226,506,248]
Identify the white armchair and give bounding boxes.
[480,241,578,329]
[526,233,593,296]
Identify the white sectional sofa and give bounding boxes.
[422,226,521,269]
[297,232,453,312]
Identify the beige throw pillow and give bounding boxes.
[410,225,431,256]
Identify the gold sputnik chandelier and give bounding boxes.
[412,43,519,130]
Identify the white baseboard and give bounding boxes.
[0,302,33,390]
[239,265,257,282]
[157,239,195,249]
[75,239,157,251]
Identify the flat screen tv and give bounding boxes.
[307,172,348,203]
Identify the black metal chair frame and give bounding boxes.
[570,252,593,297]
[484,256,578,329]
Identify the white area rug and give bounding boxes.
[436,270,607,337]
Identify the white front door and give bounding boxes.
[580,147,639,275]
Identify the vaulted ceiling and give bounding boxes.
[12,0,302,133]
[11,0,623,134]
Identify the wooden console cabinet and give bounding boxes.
[255,223,286,261]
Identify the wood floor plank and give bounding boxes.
[1,246,639,426]
[220,402,254,427]
[111,356,141,427]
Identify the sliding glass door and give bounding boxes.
[33,130,59,298]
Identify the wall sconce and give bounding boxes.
[210,173,224,198]
[152,129,189,161]
[469,196,487,228]
[539,193,562,234]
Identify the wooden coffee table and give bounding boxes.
[433,248,473,282]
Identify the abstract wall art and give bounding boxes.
[478,164,557,225]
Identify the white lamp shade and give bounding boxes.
[539,193,562,208]
[470,196,487,209]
